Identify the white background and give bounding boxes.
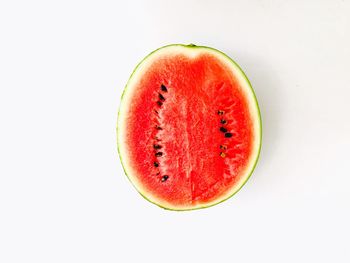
[0,1,349,262]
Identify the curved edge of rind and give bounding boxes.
[117,44,262,211]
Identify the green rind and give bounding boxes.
[117,44,262,211]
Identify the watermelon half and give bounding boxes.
[117,44,261,210]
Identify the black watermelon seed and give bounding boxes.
[220,145,227,150]
[155,125,162,130]
[161,84,168,92]
[220,119,227,124]
[153,144,162,150]
[225,132,233,138]
[155,152,163,157]
[220,127,228,133]
[157,101,163,107]
[158,93,165,101]
[217,110,225,115]
[161,175,169,182]
[154,162,159,167]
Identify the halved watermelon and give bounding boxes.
[117,44,261,210]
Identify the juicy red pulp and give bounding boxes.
[125,53,254,207]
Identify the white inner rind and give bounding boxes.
[117,45,262,210]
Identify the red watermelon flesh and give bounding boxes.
[118,44,261,210]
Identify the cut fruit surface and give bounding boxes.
[117,44,261,210]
